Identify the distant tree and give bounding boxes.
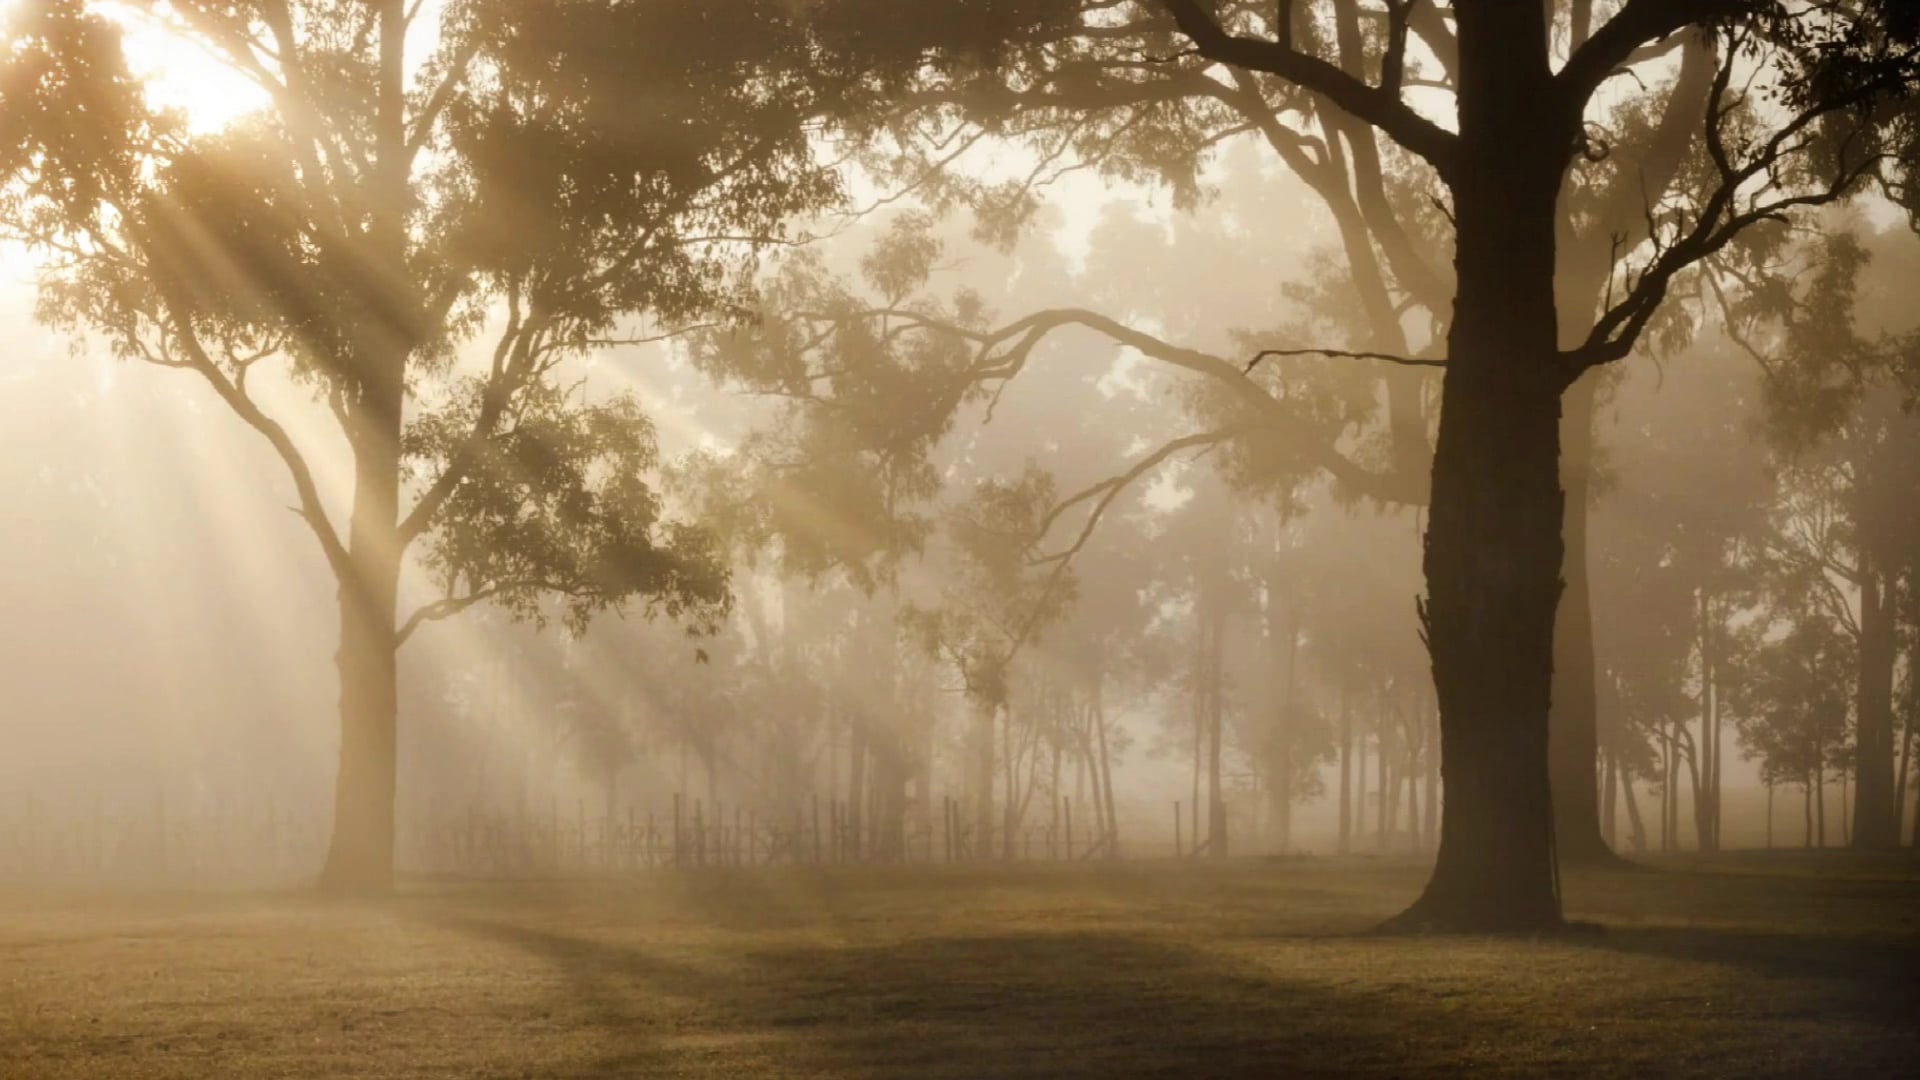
[1720,223,1920,848]
[1727,612,1856,847]
[0,0,867,890]
[904,465,1078,859]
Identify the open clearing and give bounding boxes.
[3,853,1917,1078]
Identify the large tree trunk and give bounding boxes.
[318,421,405,893]
[1393,2,1566,931]
[319,559,401,891]
[316,0,412,896]
[1852,563,1899,847]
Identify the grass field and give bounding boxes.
[3,852,1916,1078]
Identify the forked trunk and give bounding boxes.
[318,3,414,895]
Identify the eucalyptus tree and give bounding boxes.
[1713,222,1920,847]
[810,0,1919,928]
[812,0,1791,871]
[0,0,869,890]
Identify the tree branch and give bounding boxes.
[1157,0,1459,177]
[1246,346,1443,371]
[1558,0,1746,114]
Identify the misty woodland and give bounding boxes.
[1,2,1918,1077]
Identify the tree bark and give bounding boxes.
[317,392,405,893]
[1392,1,1566,931]
[318,549,402,892]
[316,0,413,896]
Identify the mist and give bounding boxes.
[2,2,1916,1077]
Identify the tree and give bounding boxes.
[871,0,1919,927]
[904,465,1078,858]
[1,0,866,890]
[1717,221,1920,848]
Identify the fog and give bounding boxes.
[4,152,1912,887]
[2,2,1918,1074]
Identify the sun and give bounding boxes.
[0,0,266,134]
[104,3,271,134]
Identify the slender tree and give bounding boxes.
[0,0,871,889]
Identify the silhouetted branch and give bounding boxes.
[1558,0,1747,113]
[1157,0,1459,177]
[1245,346,1443,372]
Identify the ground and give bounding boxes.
[2,852,1916,1078]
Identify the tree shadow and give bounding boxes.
[1565,923,1920,997]
[427,915,1435,1079]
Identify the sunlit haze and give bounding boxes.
[1,3,1916,1077]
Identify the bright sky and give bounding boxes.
[103,2,271,130]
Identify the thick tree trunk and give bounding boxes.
[1393,2,1566,931]
[319,557,402,892]
[318,417,404,893]
[1852,564,1899,847]
[316,0,412,896]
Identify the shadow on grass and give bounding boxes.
[429,916,1437,1079]
[1569,923,1920,994]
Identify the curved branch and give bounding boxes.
[1558,0,1746,113]
[159,315,352,584]
[1157,0,1459,177]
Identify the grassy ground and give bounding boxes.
[2,852,1916,1078]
